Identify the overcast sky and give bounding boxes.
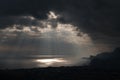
[0,0,120,69]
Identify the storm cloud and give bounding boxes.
[0,0,120,68]
[0,0,119,44]
[0,0,120,28]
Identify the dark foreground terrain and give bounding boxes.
[0,66,120,80]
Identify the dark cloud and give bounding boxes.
[0,16,40,28]
[57,0,120,36]
[0,0,119,51]
[0,0,120,36]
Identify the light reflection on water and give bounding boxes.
[0,55,71,69]
[35,58,68,67]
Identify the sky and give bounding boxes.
[0,0,120,69]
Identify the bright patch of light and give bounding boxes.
[35,58,68,66]
[22,16,35,20]
[48,11,58,19]
[23,27,31,32]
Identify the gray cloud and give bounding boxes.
[0,0,120,68]
[0,0,119,40]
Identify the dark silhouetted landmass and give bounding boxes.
[0,48,120,80]
[90,47,120,69]
[0,66,120,80]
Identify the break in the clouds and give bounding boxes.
[0,11,96,68]
[0,11,111,69]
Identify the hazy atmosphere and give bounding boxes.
[0,0,120,69]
